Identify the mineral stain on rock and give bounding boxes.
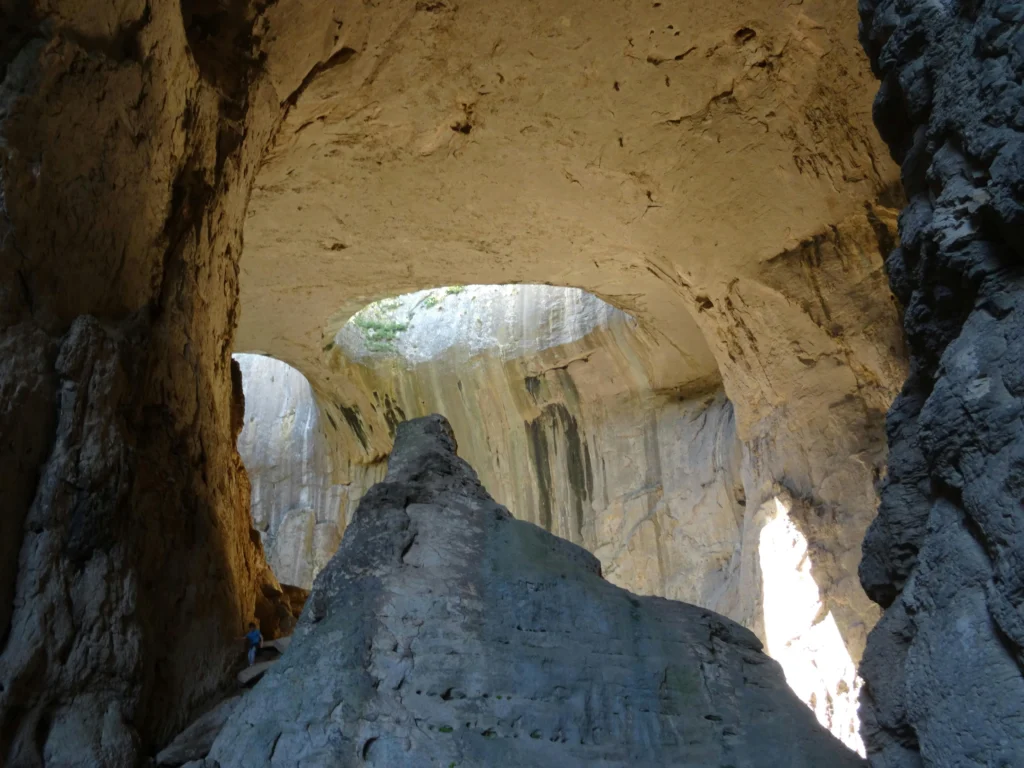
[338,403,368,450]
[238,280,893,749]
[523,401,595,543]
[382,393,406,438]
[524,413,554,531]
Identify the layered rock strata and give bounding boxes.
[858,0,1024,764]
[200,415,866,767]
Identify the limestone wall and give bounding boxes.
[239,286,746,609]
[1,0,934,763]
[206,414,866,768]
[234,354,384,588]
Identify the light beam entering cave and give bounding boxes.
[759,495,865,756]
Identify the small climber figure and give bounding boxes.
[244,622,263,667]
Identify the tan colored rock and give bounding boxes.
[231,13,906,733]
[238,0,899,399]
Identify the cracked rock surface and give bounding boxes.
[200,414,864,767]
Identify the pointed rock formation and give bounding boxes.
[197,414,862,767]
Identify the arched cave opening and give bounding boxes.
[234,352,383,589]
[236,281,892,754]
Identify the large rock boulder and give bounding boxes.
[200,414,863,767]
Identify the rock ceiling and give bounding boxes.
[237,0,899,405]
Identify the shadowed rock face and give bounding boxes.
[0,3,306,760]
[858,0,1024,764]
[201,414,864,767]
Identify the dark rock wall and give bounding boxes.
[858,0,1024,763]
[0,2,282,762]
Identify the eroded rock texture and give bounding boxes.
[232,8,909,699]
[858,0,1024,764]
[0,0,934,763]
[200,415,865,767]
[241,287,744,607]
[235,9,909,697]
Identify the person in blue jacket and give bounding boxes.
[244,622,263,666]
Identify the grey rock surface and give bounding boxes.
[237,661,277,688]
[858,0,1024,764]
[202,414,864,767]
[156,696,244,766]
